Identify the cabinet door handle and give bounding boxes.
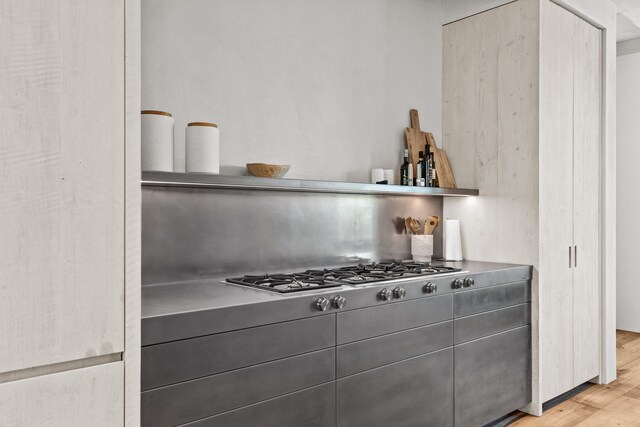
[569,246,572,269]
[574,245,577,268]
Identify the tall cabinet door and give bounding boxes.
[538,0,576,403]
[0,0,125,373]
[572,16,602,385]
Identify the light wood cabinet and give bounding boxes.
[1,0,125,373]
[443,0,601,412]
[0,0,139,424]
[571,11,602,387]
[538,0,577,399]
[0,363,124,426]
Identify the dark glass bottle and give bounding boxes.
[423,146,429,187]
[400,149,411,186]
[429,153,436,187]
[425,145,436,187]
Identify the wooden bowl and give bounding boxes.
[246,163,290,178]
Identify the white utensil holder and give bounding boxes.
[411,235,434,263]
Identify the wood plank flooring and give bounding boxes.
[511,330,640,426]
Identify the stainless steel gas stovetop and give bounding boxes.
[225,260,462,294]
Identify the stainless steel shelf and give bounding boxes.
[141,171,479,197]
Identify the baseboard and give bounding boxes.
[485,383,594,426]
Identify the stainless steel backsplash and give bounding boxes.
[142,186,443,285]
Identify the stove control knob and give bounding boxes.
[332,295,347,309]
[315,297,330,312]
[393,286,407,299]
[463,277,475,288]
[452,278,463,290]
[378,288,393,301]
[424,282,438,294]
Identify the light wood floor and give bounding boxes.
[511,330,640,426]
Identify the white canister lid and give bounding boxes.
[188,121,218,128]
[141,110,173,117]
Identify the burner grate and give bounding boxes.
[226,273,341,293]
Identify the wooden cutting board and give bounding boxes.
[439,149,457,188]
[425,132,456,188]
[404,127,425,179]
[408,109,457,188]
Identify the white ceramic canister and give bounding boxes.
[383,169,394,185]
[185,122,220,174]
[141,110,174,172]
[371,168,384,184]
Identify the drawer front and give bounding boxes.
[454,303,530,344]
[337,294,453,344]
[182,383,336,427]
[142,315,335,390]
[460,266,532,290]
[337,348,454,427]
[141,348,335,427]
[0,362,123,427]
[337,320,453,377]
[455,326,531,427]
[454,281,530,317]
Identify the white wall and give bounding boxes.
[142,0,445,181]
[617,50,640,332]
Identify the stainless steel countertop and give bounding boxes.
[142,260,532,346]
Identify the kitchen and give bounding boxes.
[1,0,636,426]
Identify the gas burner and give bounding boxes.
[323,265,403,284]
[226,273,341,294]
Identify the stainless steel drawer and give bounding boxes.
[454,303,531,344]
[454,281,530,317]
[142,314,335,390]
[141,348,335,427]
[337,320,453,377]
[337,348,454,427]
[337,294,453,344]
[455,325,531,427]
[181,383,336,427]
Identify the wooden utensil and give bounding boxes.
[405,217,422,235]
[411,219,422,235]
[424,215,440,235]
